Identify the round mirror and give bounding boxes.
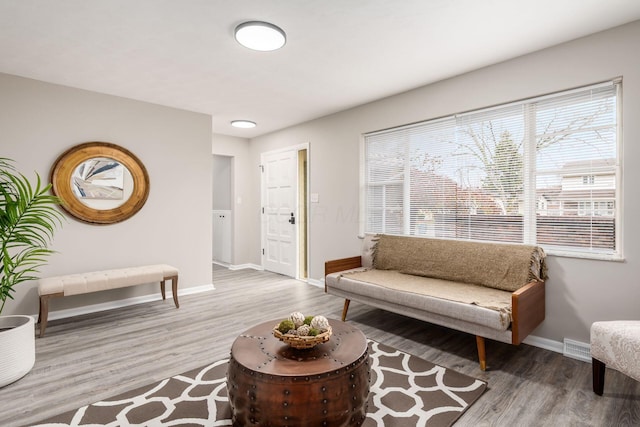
[51,142,149,224]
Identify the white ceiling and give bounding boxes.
[1,1,640,138]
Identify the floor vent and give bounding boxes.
[563,338,591,362]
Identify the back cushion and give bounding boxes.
[373,234,546,292]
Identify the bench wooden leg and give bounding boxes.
[39,296,48,338]
[160,275,180,309]
[38,294,51,338]
[341,299,351,321]
[476,336,487,371]
[38,296,43,325]
[38,293,63,338]
[171,275,179,308]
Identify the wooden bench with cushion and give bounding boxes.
[37,264,179,337]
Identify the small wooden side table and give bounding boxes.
[227,319,370,427]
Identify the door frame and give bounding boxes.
[260,143,309,279]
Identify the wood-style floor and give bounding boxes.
[1,265,638,426]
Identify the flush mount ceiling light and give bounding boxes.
[234,21,286,51]
[231,120,257,129]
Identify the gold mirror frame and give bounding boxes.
[50,142,150,224]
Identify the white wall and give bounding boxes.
[0,73,213,316]
[247,21,640,344]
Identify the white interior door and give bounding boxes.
[212,210,231,264]
[262,149,297,277]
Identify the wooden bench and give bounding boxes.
[37,264,179,337]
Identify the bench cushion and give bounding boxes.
[38,264,179,297]
[326,269,511,331]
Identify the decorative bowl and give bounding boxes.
[273,325,332,349]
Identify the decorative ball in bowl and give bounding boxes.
[273,312,332,349]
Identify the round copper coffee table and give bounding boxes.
[226,319,370,427]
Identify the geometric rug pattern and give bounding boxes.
[365,341,486,426]
[34,341,486,427]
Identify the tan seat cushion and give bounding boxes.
[326,269,511,331]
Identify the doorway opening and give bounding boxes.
[213,155,232,265]
[298,149,308,279]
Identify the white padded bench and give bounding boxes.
[37,264,179,337]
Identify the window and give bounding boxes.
[579,201,615,217]
[363,80,621,259]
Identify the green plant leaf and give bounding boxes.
[0,158,63,314]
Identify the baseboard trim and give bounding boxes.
[228,263,263,271]
[36,284,215,322]
[212,261,263,271]
[307,278,324,288]
[522,334,564,354]
[212,261,230,268]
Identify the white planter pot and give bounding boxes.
[0,315,36,388]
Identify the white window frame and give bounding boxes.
[359,80,623,261]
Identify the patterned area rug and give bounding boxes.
[34,341,486,427]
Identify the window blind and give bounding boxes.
[363,80,620,259]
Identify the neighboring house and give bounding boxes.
[412,158,616,222]
[408,158,616,248]
[536,186,562,216]
[550,159,616,217]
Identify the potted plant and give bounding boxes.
[0,157,63,387]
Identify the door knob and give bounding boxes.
[288,213,295,224]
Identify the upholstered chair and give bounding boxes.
[590,321,640,395]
